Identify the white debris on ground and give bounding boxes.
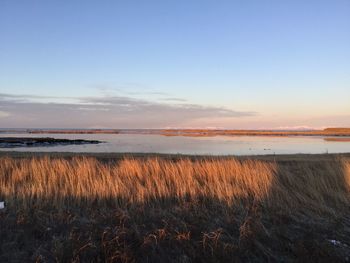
[0,201,4,209]
[328,239,349,247]
[328,240,350,262]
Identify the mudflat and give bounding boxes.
[0,137,102,148]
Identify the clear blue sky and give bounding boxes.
[0,0,349,128]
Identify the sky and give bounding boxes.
[0,0,349,129]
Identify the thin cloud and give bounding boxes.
[93,83,170,97]
[0,93,256,128]
[0,111,10,118]
[0,93,75,103]
[159,97,188,102]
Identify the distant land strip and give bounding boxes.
[323,137,350,142]
[1,128,350,137]
[161,128,350,137]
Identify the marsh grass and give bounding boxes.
[1,157,349,211]
[1,156,350,262]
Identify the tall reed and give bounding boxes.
[0,157,349,213]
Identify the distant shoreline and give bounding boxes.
[1,127,350,137]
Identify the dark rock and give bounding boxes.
[0,137,102,148]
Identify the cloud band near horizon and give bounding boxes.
[0,93,256,128]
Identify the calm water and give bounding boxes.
[1,133,350,155]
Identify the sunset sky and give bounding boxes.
[0,1,349,129]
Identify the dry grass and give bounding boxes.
[1,157,349,212]
[0,157,276,208]
[1,156,350,262]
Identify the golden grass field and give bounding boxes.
[1,154,350,262]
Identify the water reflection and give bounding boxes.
[0,133,350,155]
